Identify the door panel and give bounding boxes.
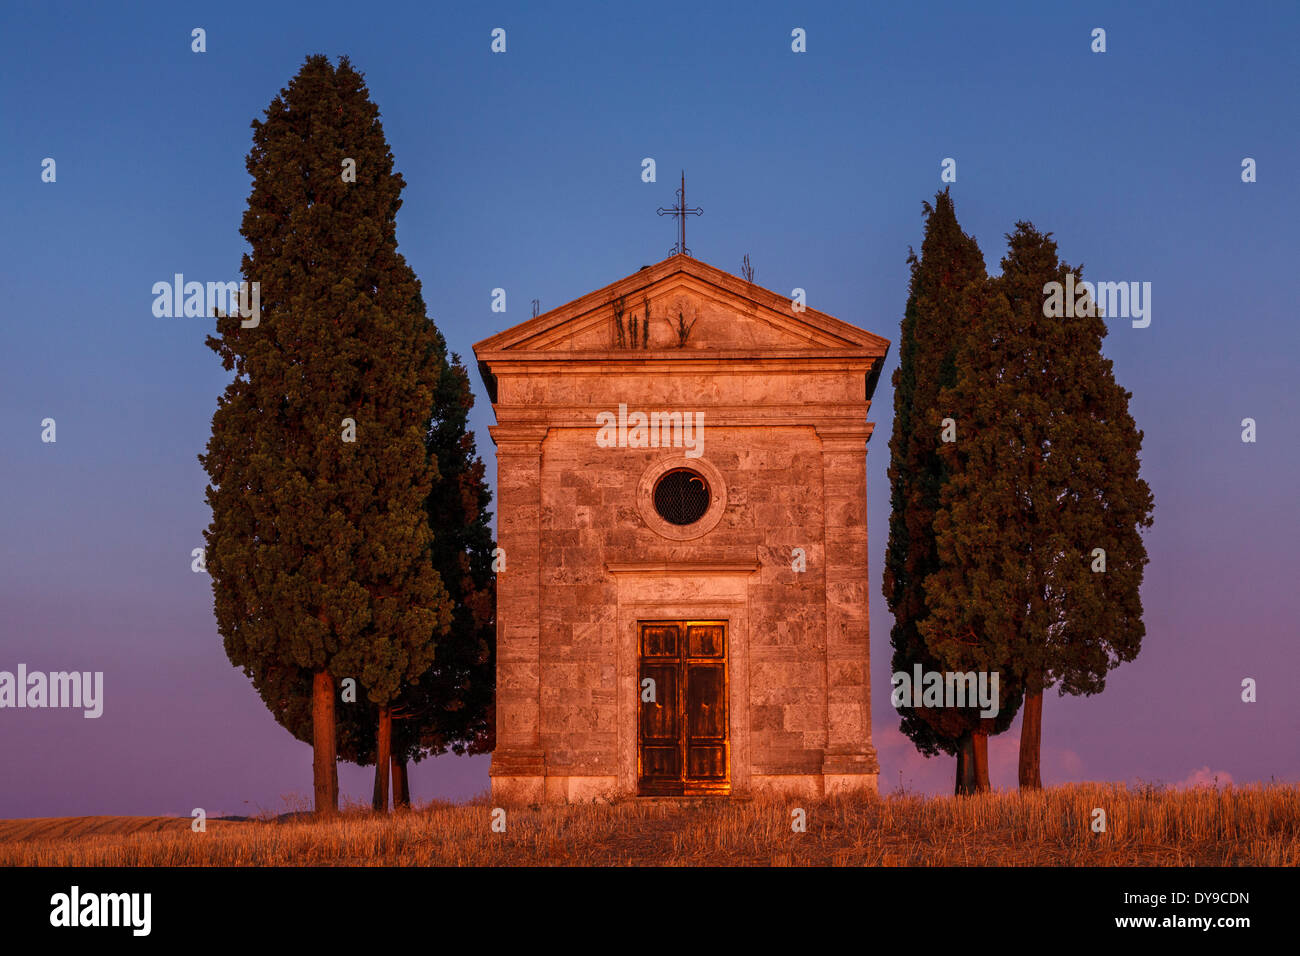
[685,663,726,737]
[641,746,681,780]
[641,623,679,659]
[638,621,729,795]
[638,661,680,792]
[686,745,728,780]
[640,664,679,738]
[688,624,725,659]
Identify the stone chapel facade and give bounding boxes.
[473,255,890,803]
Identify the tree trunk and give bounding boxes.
[372,705,392,812]
[1019,688,1044,790]
[312,670,338,816]
[954,730,977,795]
[973,729,990,792]
[392,756,410,809]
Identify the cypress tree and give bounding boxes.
[883,190,1022,794]
[341,344,496,809]
[200,55,451,815]
[225,345,496,811]
[923,223,1153,790]
[405,343,497,763]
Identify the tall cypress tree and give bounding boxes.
[201,55,451,814]
[226,343,495,812]
[883,190,1022,794]
[923,223,1153,790]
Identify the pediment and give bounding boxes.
[473,256,889,357]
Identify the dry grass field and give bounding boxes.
[2,782,1296,867]
[0,815,245,845]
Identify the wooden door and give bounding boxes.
[638,621,729,795]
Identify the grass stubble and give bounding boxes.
[1,782,1295,867]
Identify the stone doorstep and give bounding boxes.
[632,793,754,806]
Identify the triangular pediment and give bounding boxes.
[473,256,889,357]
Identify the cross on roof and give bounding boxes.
[657,171,702,257]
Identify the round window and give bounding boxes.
[653,469,711,525]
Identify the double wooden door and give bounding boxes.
[638,621,729,795]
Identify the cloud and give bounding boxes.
[1174,766,1234,789]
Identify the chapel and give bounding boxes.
[473,253,890,802]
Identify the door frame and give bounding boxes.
[636,620,731,796]
[608,562,757,798]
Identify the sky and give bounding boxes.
[1,0,1296,817]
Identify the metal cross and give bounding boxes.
[657,171,702,257]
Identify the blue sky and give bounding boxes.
[1,0,1296,815]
